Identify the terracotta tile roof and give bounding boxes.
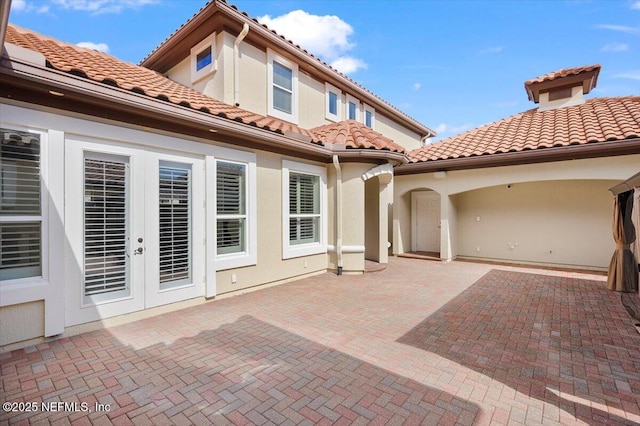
[312,120,405,153]
[4,24,320,144]
[524,64,601,86]
[407,96,640,163]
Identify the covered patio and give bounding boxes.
[2,258,639,425]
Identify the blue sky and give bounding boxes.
[8,0,640,140]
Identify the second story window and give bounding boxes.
[346,94,360,121]
[325,83,342,122]
[190,33,216,84]
[267,50,298,124]
[363,104,375,129]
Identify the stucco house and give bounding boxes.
[394,65,640,271]
[0,1,434,347]
[1,0,639,350]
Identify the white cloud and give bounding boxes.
[632,1,640,10]
[600,42,629,52]
[258,10,367,75]
[434,122,474,135]
[51,0,157,15]
[596,24,640,35]
[11,0,49,13]
[76,41,110,53]
[413,83,421,91]
[329,57,367,75]
[614,70,640,80]
[479,46,503,55]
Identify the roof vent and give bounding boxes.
[524,64,600,112]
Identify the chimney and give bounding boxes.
[524,64,600,112]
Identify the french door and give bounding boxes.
[65,137,205,326]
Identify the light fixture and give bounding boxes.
[48,90,64,97]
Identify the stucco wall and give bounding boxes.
[0,301,44,346]
[375,113,422,151]
[393,154,640,269]
[215,151,328,294]
[453,180,616,269]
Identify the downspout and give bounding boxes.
[332,155,343,275]
[233,23,249,107]
[0,0,11,50]
[420,135,430,147]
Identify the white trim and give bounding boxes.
[346,94,360,121]
[282,160,327,259]
[212,146,257,271]
[326,245,365,253]
[362,163,393,184]
[190,32,217,84]
[363,103,375,129]
[267,49,299,124]
[325,82,342,122]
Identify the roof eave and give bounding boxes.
[0,54,332,161]
[396,139,640,175]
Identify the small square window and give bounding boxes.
[190,33,216,84]
[196,46,212,72]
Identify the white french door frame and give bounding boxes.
[65,136,206,326]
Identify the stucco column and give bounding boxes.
[440,193,457,262]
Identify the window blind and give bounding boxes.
[159,164,191,288]
[84,158,128,296]
[0,129,42,281]
[216,161,246,255]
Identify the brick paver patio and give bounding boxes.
[1,258,639,425]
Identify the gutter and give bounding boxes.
[396,138,640,175]
[0,51,331,159]
[233,23,249,107]
[332,155,343,275]
[0,0,10,50]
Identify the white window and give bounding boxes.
[1,128,44,282]
[214,147,256,270]
[267,50,298,124]
[346,94,360,121]
[190,33,216,84]
[282,160,327,259]
[363,104,375,129]
[325,83,342,122]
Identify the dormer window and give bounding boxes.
[190,33,216,84]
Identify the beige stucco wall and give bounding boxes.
[0,301,44,346]
[365,177,380,261]
[393,154,640,270]
[215,150,328,294]
[453,180,615,268]
[163,31,425,149]
[375,113,423,151]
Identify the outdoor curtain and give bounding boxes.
[607,190,639,292]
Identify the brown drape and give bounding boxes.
[607,191,639,292]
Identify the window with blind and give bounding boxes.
[1,128,42,282]
[216,160,246,255]
[282,160,326,259]
[289,172,320,245]
[83,156,129,297]
[159,163,191,289]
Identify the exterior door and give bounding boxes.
[65,137,204,326]
[412,191,441,253]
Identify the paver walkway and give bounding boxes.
[1,258,639,425]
